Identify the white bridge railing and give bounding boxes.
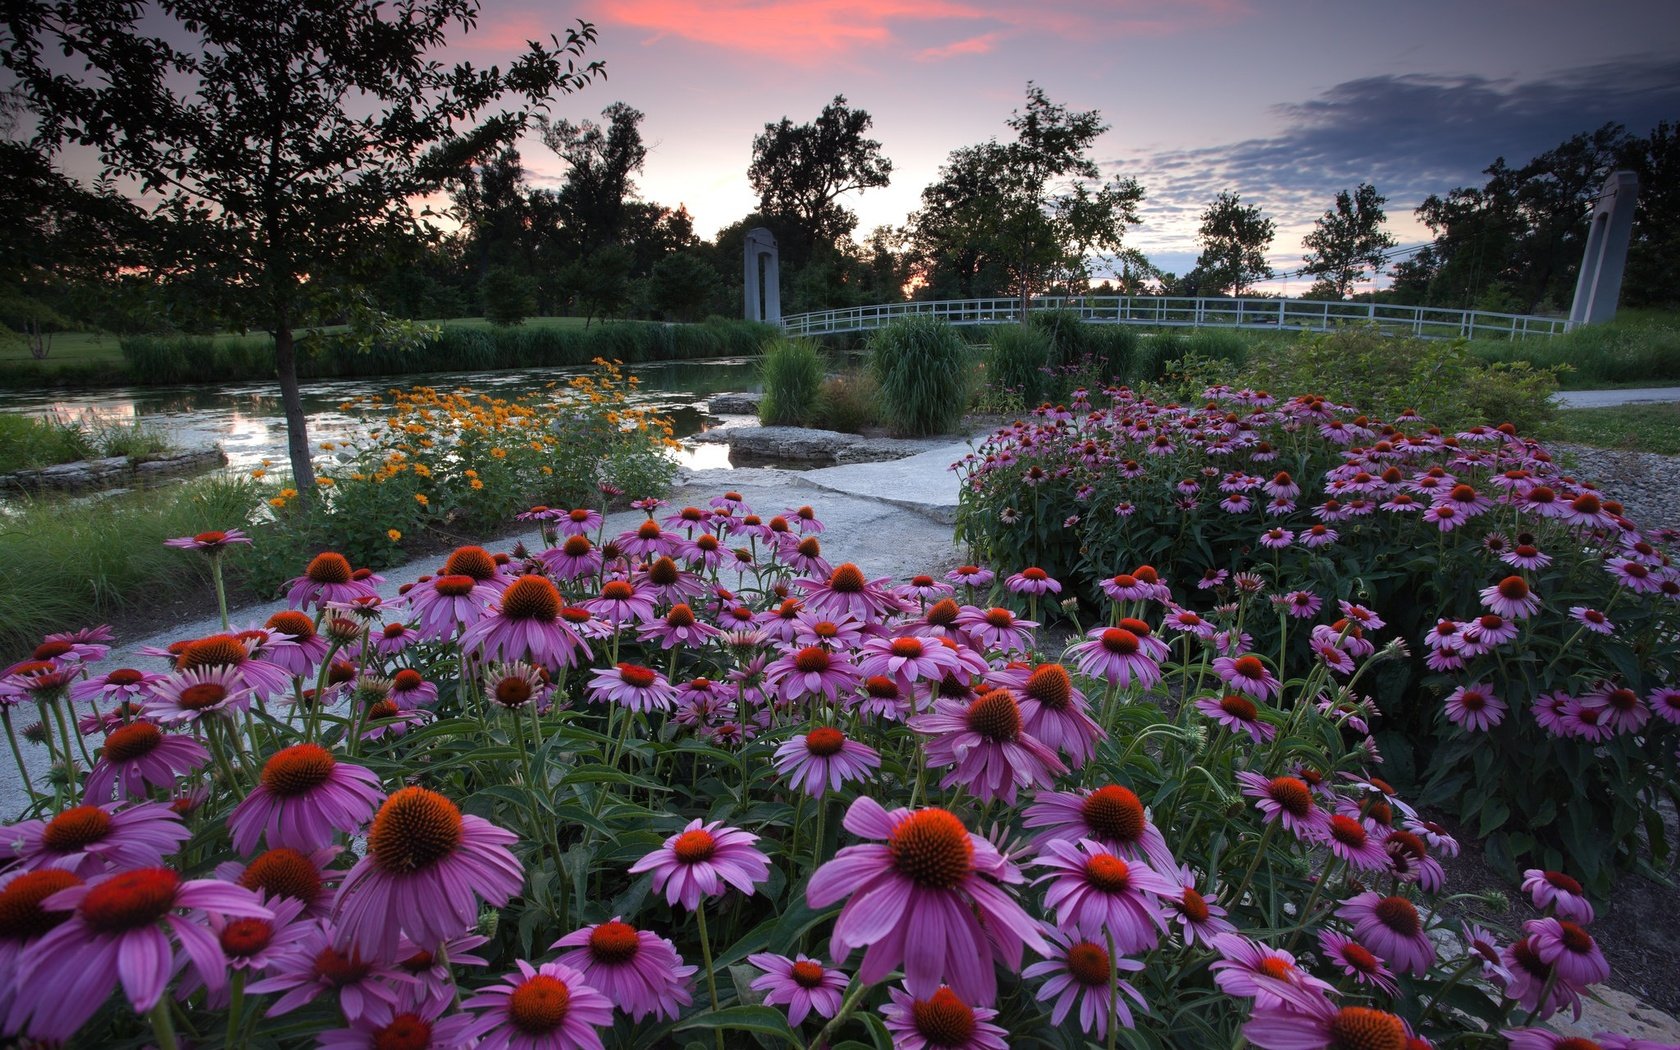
[781,296,1572,341]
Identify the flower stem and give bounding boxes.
[148,1000,180,1050]
[1226,820,1279,912]
[695,903,725,1050]
[210,556,230,631]
[1105,929,1120,1050]
[810,977,873,1050]
[224,970,245,1048]
[1,709,40,804]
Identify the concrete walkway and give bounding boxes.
[1555,387,1680,408]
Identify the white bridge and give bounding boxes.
[781,296,1571,341]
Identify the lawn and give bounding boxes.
[1540,401,1680,455]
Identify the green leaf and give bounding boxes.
[674,1006,802,1045]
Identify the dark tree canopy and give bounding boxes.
[1195,191,1275,296]
[748,95,892,253]
[1,0,601,495]
[1300,183,1397,299]
[539,102,650,256]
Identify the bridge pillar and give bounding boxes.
[743,227,781,324]
[1569,171,1638,327]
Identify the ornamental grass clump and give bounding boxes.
[757,337,825,426]
[868,316,972,436]
[956,382,1678,890]
[0,491,1664,1046]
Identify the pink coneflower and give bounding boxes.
[636,604,723,651]
[765,645,865,705]
[178,894,315,1005]
[463,575,589,669]
[1528,917,1610,987]
[638,555,708,603]
[1568,606,1616,635]
[538,534,605,581]
[629,819,770,911]
[228,743,385,854]
[880,985,1008,1050]
[1069,622,1168,689]
[748,952,848,1027]
[552,917,696,1022]
[1195,693,1276,743]
[858,634,963,698]
[581,577,659,624]
[69,666,162,707]
[616,518,678,560]
[83,722,209,803]
[790,611,866,650]
[1301,522,1340,546]
[405,574,494,643]
[1209,934,1335,1005]
[558,507,603,536]
[9,867,270,1042]
[170,631,293,697]
[779,534,833,578]
[0,868,83,1017]
[315,990,481,1050]
[247,921,416,1019]
[1021,784,1177,871]
[370,621,418,658]
[1005,566,1062,596]
[217,844,343,917]
[1460,613,1519,653]
[1022,925,1148,1040]
[1100,572,1157,603]
[1213,653,1281,702]
[911,692,1066,805]
[1035,839,1174,953]
[165,527,252,552]
[1561,491,1618,530]
[1336,892,1434,974]
[773,727,881,797]
[1502,542,1554,570]
[1479,576,1541,619]
[946,564,995,589]
[1319,814,1392,872]
[806,798,1045,1004]
[142,666,253,724]
[2,801,189,876]
[1235,771,1330,842]
[462,959,613,1049]
[1580,681,1650,733]
[952,605,1038,654]
[1317,929,1399,995]
[1162,605,1216,638]
[997,662,1106,767]
[285,552,379,611]
[1502,933,1583,1020]
[1521,869,1594,924]
[332,787,522,961]
[257,609,330,676]
[1381,829,1445,892]
[1560,697,1616,742]
[483,662,551,713]
[786,503,826,533]
[586,663,676,714]
[389,668,439,709]
[796,563,902,621]
[1243,994,1410,1050]
[1606,557,1662,594]
[1651,687,1680,725]
[1163,865,1235,945]
[1442,683,1506,732]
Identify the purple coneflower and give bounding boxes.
[69,666,162,706]
[463,959,613,1050]
[539,534,604,580]
[1522,868,1594,923]
[83,722,209,803]
[1021,784,1177,871]
[581,577,658,624]
[1069,622,1168,689]
[946,564,995,589]
[1242,994,1410,1050]
[805,797,1045,1005]
[1022,924,1148,1040]
[332,787,523,961]
[1569,605,1616,635]
[1005,566,1062,596]
[557,507,602,536]
[1163,865,1235,945]
[389,669,440,709]
[165,527,252,552]
[142,666,253,724]
[1581,682,1650,733]
[246,920,415,1020]
[462,575,589,668]
[316,990,480,1050]
[1527,917,1609,987]
[2,800,188,876]
[628,819,770,911]
[1443,682,1506,731]
[952,605,1038,654]
[1502,932,1583,1020]
[796,563,902,621]
[880,985,1008,1050]
[1035,838,1174,953]
[229,743,384,854]
[764,645,864,705]
[1480,575,1542,619]
[216,844,342,917]
[911,691,1066,805]
[1209,933,1334,1005]
[1336,891,1434,974]
[552,917,695,1022]
[747,952,848,1027]
[637,603,724,650]
[1212,653,1281,702]
[285,552,379,611]
[1195,693,1276,743]
[773,727,881,797]
[997,662,1105,767]
[587,663,676,714]
[1235,771,1329,842]
[1319,814,1392,872]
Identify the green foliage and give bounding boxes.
[1467,313,1680,387]
[0,475,260,653]
[1542,402,1680,453]
[749,94,893,250]
[867,316,973,436]
[1195,191,1275,295]
[757,338,825,426]
[984,323,1051,407]
[0,414,94,474]
[1301,182,1398,298]
[480,266,538,327]
[1238,325,1561,431]
[813,369,881,432]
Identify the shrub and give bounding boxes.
[956,387,1676,890]
[480,266,538,327]
[0,414,94,473]
[868,316,972,436]
[757,338,825,426]
[1468,312,1680,388]
[813,369,880,432]
[984,323,1051,408]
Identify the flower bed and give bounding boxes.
[0,492,1661,1048]
[954,385,1680,892]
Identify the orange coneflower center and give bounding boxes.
[660,604,696,630]
[562,535,593,558]
[796,537,822,558]
[1328,815,1369,848]
[982,607,1015,628]
[105,668,145,687]
[618,664,657,689]
[1558,920,1594,952]
[1496,576,1529,600]
[1065,940,1111,986]
[393,669,424,692]
[1084,853,1134,893]
[261,743,336,796]
[1341,940,1382,974]
[42,805,112,852]
[444,546,498,581]
[265,611,315,643]
[0,869,82,939]
[672,829,716,863]
[1543,870,1583,893]
[587,919,641,964]
[912,986,976,1046]
[1219,694,1258,721]
[103,721,163,762]
[1326,1006,1407,1050]
[1373,896,1421,936]
[1257,957,1295,980]
[637,521,662,541]
[805,727,846,756]
[1021,566,1048,581]
[306,552,354,584]
[889,809,974,889]
[32,641,74,661]
[829,564,866,593]
[790,960,827,988]
[220,917,275,958]
[1387,831,1427,861]
[1232,655,1266,679]
[370,1014,432,1050]
[180,634,248,670]
[314,946,372,986]
[433,575,478,598]
[239,847,322,902]
[1082,785,1146,843]
[926,599,960,627]
[1025,664,1073,710]
[178,682,229,711]
[966,691,1021,742]
[79,867,178,932]
[368,700,400,720]
[494,676,534,708]
[865,676,900,700]
[1448,484,1477,502]
[1268,777,1314,817]
[1111,573,1139,588]
[1177,886,1211,923]
[1100,628,1140,654]
[1572,493,1601,514]
[793,647,831,674]
[195,530,229,545]
[369,787,463,874]
[1606,688,1638,711]
[648,556,682,585]
[600,580,634,601]
[501,576,561,622]
[569,508,592,523]
[1554,1041,1606,1050]
[890,637,925,659]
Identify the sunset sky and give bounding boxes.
[448,0,1680,291]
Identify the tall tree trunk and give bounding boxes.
[274,324,316,500]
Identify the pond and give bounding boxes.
[0,358,765,476]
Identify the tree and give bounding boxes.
[1301,183,1397,299]
[480,266,536,327]
[1195,191,1275,295]
[1618,121,1680,308]
[748,95,892,256]
[2,1,601,497]
[646,251,722,322]
[539,102,648,256]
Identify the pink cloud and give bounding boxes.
[916,31,1003,62]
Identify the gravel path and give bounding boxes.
[1552,443,1680,533]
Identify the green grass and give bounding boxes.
[0,475,261,653]
[1540,402,1680,455]
[1466,309,1680,389]
[0,415,95,474]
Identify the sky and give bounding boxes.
[446,0,1680,293]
